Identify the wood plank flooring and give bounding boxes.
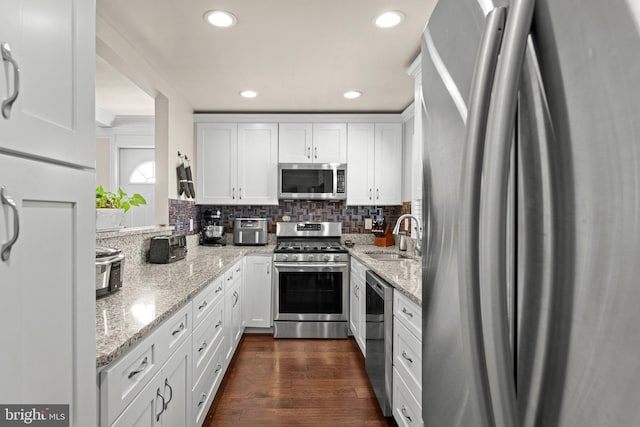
[203,334,396,427]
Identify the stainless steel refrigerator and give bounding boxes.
[421,0,640,425]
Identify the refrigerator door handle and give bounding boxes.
[479,0,536,426]
[457,6,506,427]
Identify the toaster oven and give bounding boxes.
[148,234,187,263]
[96,247,125,298]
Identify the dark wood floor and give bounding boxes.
[203,334,396,427]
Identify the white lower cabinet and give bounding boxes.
[243,254,273,328]
[392,292,423,427]
[111,337,191,427]
[349,258,366,354]
[224,261,244,363]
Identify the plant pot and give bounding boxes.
[96,208,125,231]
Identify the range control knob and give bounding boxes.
[307,254,315,261]
[323,255,331,262]
[281,254,288,261]
[291,254,298,261]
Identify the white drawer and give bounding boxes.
[192,337,227,427]
[394,291,422,338]
[393,367,423,427]
[193,276,224,329]
[99,330,161,426]
[393,317,422,399]
[224,260,242,286]
[157,303,191,363]
[192,299,225,386]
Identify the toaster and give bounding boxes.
[148,234,187,263]
[233,218,268,245]
[96,247,125,298]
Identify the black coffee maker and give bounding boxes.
[200,210,226,246]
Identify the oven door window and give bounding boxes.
[279,271,343,314]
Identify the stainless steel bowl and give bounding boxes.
[203,225,225,238]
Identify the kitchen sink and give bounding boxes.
[364,251,412,261]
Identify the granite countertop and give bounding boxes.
[95,244,274,368]
[96,241,423,368]
[348,245,422,306]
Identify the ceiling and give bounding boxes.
[95,0,437,116]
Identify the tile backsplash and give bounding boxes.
[168,199,411,235]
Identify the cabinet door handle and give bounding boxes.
[369,188,372,200]
[127,356,148,379]
[1,187,20,262]
[314,146,318,159]
[1,42,20,120]
[197,392,207,407]
[171,322,185,336]
[198,341,208,353]
[163,378,173,410]
[239,187,242,200]
[401,405,413,422]
[155,388,166,422]
[232,187,235,199]
[233,291,239,307]
[402,307,414,318]
[307,146,311,159]
[376,188,380,200]
[401,350,414,364]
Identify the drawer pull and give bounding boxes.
[215,320,222,329]
[197,392,206,407]
[155,388,166,422]
[401,351,414,364]
[198,301,208,310]
[171,322,185,336]
[163,378,173,410]
[401,405,413,422]
[198,341,208,353]
[402,307,414,318]
[214,363,222,374]
[227,274,233,281]
[127,356,148,379]
[215,285,223,293]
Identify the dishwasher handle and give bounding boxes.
[366,270,392,299]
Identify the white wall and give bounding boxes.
[96,14,194,225]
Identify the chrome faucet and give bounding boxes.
[392,214,423,256]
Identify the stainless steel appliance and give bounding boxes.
[233,218,268,246]
[148,235,187,263]
[278,163,347,200]
[365,270,393,417]
[200,209,226,246]
[273,222,349,338]
[420,1,640,426]
[95,247,124,298]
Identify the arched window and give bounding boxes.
[129,161,156,184]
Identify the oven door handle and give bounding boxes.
[273,262,349,271]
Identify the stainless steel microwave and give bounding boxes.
[278,163,347,200]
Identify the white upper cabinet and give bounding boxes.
[278,123,347,163]
[347,123,403,205]
[196,122,278,205]
[0,0,95,168]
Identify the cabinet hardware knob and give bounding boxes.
[1,42,20,119]
[1,187,20,262]
[163,378,173,410]
[402,307,414,318]
[401,405,413,422]
[171,322,185,336]
[401,351,414,364]
[127,356,148,379]
[155,388,166,421]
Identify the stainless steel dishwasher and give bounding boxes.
[365,270,393,417]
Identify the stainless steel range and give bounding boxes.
[273,222,350,338]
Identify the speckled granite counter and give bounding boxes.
[96,244,274,368]
[348,245,422,306]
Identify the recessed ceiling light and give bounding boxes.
[343,91,362,99]
[240,90,258,98]
[375,11,405,28]
[204,10,237,28]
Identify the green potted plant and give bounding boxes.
[95,185,147,231]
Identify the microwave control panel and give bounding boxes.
[337,169,346,194]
